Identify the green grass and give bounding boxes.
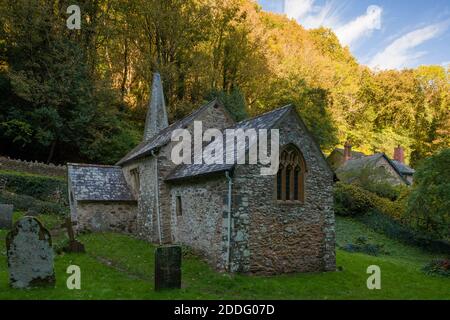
[335,216,445,265]
[0,215,448,300]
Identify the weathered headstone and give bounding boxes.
[155,245,182,291]
[6,217,55,288]
[0,204,13,229]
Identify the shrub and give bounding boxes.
[0,191,68,216]
[0,170,67,204]
[358,210,450,254]
[333,182,376,216]
[334,182,405,221]
[406,148,450,240]
[342,236,389,256]
[363,182,406,201]
[371,193,405,222]
[422,259,450,277]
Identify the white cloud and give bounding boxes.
[284,0,341,29]
[302,2,341,29]
[369,22,449,70]
[283,1,382,47]
[285,0,314,20]
[335,5,382,46]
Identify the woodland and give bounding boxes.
[0,0,448,166]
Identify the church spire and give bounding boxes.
[143,73,169,141]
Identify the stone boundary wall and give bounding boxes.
[0,156,66,178]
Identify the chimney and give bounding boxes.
[143,73,169,141]
[344,140,352,162]
[394,145,404,164]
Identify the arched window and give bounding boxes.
[276,145,306,202]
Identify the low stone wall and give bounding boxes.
[75,201,137,234]
[0,156,66,177]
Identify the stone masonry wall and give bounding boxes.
[123,158,158,242]
[231,111,335,274]
[169,175,228,270]
[76,201,137,234]
[374,157,406,185]
[0,156,66,177]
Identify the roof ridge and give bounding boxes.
[158,99,217,134]
[235,104,292,126]
[116,99,219,166]
[68,163,121,168]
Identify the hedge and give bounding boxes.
[0,191,68,216]
[333,182,404,220]
[0,170,67,204]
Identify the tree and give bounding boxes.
[406,148,450,239]
[0,0,139,164]
[205,87,248,121]
[0,0,448,166]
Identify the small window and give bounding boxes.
[176,196,182,216]
[130,168,140,191]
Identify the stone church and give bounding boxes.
[68,73,336,274]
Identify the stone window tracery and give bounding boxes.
[276,145,306,202]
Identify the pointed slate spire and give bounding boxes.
[143,73,169,141]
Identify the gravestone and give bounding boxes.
[155,245,182,291]
[6,217,55,288]
[0,204,14,229]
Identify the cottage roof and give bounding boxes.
[332,148,366,159]
[337,153,383,171]
[116,99,220,166]
[336,153,409,185]
[391,159,415,175]
[166,105,326,181]
[68,164,135,202]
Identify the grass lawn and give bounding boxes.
[0,215,448,300]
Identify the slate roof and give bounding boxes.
[116,99,219,166]
[333,148,366,159]
[337,153,384,172]
[68,164,135,202]
[336,153,409,184]
[391,160,415,175]
[165,105,294,181]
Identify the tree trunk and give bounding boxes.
[121,38,129,103]
[46,140,57,164]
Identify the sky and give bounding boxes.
[258,0,450,70]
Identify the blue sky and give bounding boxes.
[258,0,450,70]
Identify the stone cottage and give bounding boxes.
[327,142,415,185]
[68,73,336,274]
[67,164,137,233]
